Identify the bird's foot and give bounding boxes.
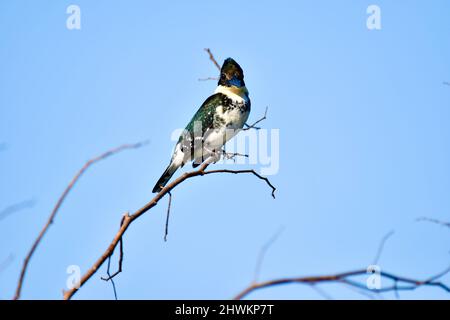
[220,149,249,163]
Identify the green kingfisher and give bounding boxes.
[152,58,251,193]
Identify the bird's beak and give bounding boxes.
[229,78,243,87]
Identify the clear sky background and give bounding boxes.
[1,0,449,300]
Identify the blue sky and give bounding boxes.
[1,0,449,299]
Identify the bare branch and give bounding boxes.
[244,107,268,131]
[62,158,276,300]
[204,48,221,71]
[13,141,148,300]
[0,199,36,221]
[417,217,450,229]
[233,267,450,300]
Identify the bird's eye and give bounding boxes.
[220,73,226,80]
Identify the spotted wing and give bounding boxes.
[178,93,226,162]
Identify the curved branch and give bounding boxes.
[373,230,395,264]
[234,267,450,300]
[13,142,147,300]
[63,160,276,300]
[0,199,36,221]
[203,168,276,199]
[417,217,450,229]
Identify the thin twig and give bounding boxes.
[254,227,284,282]
[198,77,218,82]
[13,142,147,300]
[373,230,395,264]
[100,214,127,300]
[204,48,220,71]
[198,49,220,81]
[103,255,118,300]
[203,168,276,199]
[164,191,172,242]
[101,215,126,276]
[394,280,400,299]
[311,284,333,300]
[423,264,450,283]
[0,199,36,221]
[244,107,268,131]
[343,282,377,300]
[101,238,124,282]
[417,217,450,229]
[63,158,276,300]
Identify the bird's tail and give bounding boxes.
[152,161,180,193]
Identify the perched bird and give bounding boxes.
[152,58,251,193]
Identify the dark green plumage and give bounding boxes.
[177,93,230,154]
[152,57,250,193]
[183,94,225,136]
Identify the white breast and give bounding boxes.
[193,85,250,156]
[214,85,250,104]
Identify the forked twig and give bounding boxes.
[101,214,127,300]
[244,107,268,131]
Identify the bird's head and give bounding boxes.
[218,58,245,89]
